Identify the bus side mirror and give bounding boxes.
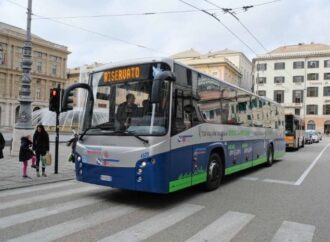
[184,104,194,114]
[62,83,94,112]
[151,71,176,104]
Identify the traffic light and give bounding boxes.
[49,88,61,112]
[61,89,74,112]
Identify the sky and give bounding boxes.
[0,0,329,68]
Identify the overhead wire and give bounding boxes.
[4,0,170,56]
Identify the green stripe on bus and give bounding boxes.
[169,172,207,192]
[225,155,267,175]
[274,151,285,159]
[192,172,207,185]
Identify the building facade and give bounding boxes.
[0,22,70,130]
[253,43,330,133]
[172,48,253,91]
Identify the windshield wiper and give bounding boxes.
[79,124,114,141]
[110,130,149,144]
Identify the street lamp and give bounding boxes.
[11,0,33,155]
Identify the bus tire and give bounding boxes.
[301,139,305,148]
[205,153,223,191]
[265,145,274,167]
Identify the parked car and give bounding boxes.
[304,131,312,144]
[306,130,319,143]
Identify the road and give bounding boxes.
[0,138,329,242]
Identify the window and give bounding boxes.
[34,51,42,58]
[324,86,330,96]
[36,61,42,73]
[256,77,266,84]
[257,63,267,71]
[174,63,191,86]
[293,61,304,69]
[324,60,330,68]
[323,105,330,115]
[308,61,319,68]
[258,90,266,96]
[307,105,318,115]
[307,87,318,97]
[0,44,4,65]
[51,63,57,76]
[274,62,285,70]
[295,108,300,116]
[307,73,319,80]
[274,90,284,103]
[292,90,303,103]
[293,76,304,83]
[324,73,330,80]
[274,76,285,83]
[307,120,316,129]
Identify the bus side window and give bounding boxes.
[172,88,192,135]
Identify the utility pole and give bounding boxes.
[11,0,34,155]
[54,84,61,174]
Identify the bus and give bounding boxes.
[62,57,285,193]
[284,114,305,149]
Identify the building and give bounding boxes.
[253,42,330,133]
[172,48,253,91]
[0,22,70,130]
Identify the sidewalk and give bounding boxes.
[0,143,75,191]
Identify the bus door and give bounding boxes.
[169,87,195,192]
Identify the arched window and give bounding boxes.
[307,120,315,130]
[0,44,3,65]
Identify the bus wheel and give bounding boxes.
[205,153,223,191]
[301,139,305,148]
[266,145,274,167]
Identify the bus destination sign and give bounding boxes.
[103,66,141,83]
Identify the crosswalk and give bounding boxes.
[0,181,318,242]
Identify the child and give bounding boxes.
[19,135,34,178]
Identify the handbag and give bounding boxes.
[45,152,52,166]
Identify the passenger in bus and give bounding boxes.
[138,99,149,117]
[116,93,138,129]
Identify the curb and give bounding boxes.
[0,176,75,192]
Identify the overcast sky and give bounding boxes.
[0,0,329,68]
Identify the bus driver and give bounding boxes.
[116,93,138,130]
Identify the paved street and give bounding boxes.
[0,138,329,242]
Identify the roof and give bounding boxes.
[269,43,330,54]
[171,49,202,59]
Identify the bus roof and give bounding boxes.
[90,56,281,107]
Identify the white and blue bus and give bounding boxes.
[62,57,285,193]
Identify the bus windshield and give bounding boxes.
[85,63,171,136]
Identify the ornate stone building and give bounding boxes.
[253,42,330,133]
[0,22,70,130]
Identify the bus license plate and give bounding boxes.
[100,175,112,182]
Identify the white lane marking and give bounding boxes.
[7,205,136,242]
[0,196,104,229]
[241,177,259,181]
[0,180,76,198]
[294,143,330,185]
[271,221,315,242]
[98,203,204,242]
[0,186,101,210]
[262,179,295,185]
[186,211,254,242]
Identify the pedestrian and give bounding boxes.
[33,124,50,177]
[19,135,34,178]
[0,131,5,159]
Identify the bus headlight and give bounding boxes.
[137,168,143,175]
[140,161,147,168]
[77,155,82,162]
[137,176,143,182]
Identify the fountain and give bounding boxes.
[32,64,107,132]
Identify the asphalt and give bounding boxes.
[0,141,75,191]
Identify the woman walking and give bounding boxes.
[33,124,49,177]
[19,135,34,178]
